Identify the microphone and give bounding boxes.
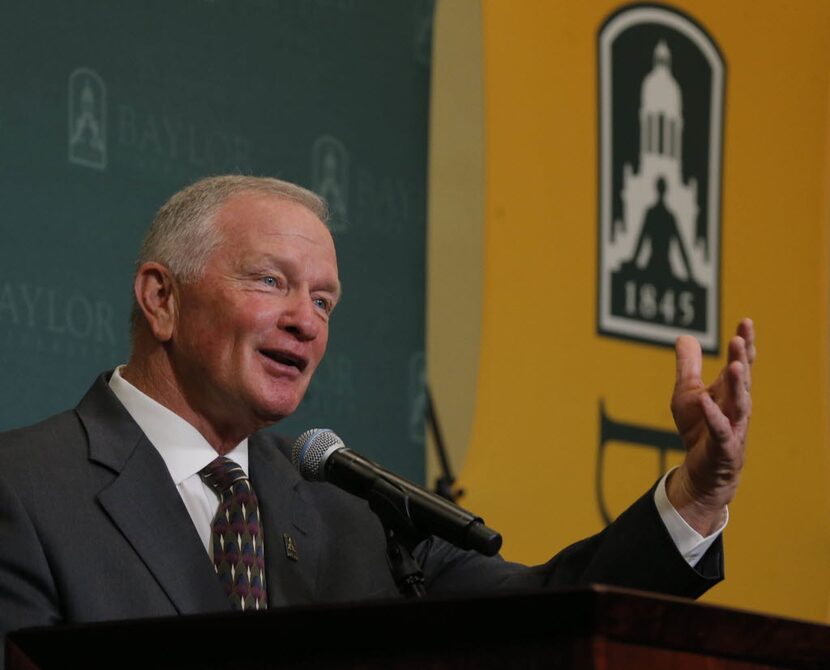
[291,429,502,557]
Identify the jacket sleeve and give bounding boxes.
[415,482,723,600]
[0,472,62,668]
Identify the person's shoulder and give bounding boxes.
[0,372,111,470]
[0,409,83,449]
[0,409,88,491]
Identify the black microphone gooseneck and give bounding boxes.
[291,429,503,597]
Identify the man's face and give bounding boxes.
[170,192,340,435]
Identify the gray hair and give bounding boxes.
[130,175,329,331]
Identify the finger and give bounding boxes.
[675,335,704,390]
[699,392,733,447]
[734,317,755,390]
[728,335,751,392]
[712,359,751,425]
[737,318,756,366]
[701,393,746,477]
[727,360,752,420]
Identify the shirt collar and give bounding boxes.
[108,366,248,484]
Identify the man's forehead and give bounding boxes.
[261,227,333,246]
[217,192,334,245]
[213,193,340,291]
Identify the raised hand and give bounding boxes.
[667,319,755,535]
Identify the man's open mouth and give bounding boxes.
[260,349,308,372]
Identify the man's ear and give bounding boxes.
[133,262,178,342]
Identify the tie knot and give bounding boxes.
[199,456,249,495]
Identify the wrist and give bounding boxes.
[666,466,730,536]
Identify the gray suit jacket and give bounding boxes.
[0,374,723,660]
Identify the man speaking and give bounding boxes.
[0,176,755,655]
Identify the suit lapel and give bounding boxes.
[77,374,229,614]
[249,434,321,607]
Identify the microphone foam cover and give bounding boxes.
[290,428,343,481]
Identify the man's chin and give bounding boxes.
[244,377,310,424]
[251,395,304,426]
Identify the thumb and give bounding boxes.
[675,335,703,389]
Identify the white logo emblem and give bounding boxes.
[68,68,107,170]
[312,135,349,232]
[598,6,724,353]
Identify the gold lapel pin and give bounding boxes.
[283,533,299,561]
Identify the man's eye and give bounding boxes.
[313,297,331,312]
[262,276,279,288]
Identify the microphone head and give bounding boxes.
[291,428,344,481]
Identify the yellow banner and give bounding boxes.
[460,0,830,622]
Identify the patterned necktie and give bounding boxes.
[199,457,268,611]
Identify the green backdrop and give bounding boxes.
[0,0,433,481]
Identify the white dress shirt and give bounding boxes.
[108,366,725,567]
[655,468,727,565]
[109,366,248,557]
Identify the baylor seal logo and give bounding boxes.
[598,5,725,353]
[68,67,107,171]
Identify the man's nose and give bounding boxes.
[277,292,320,341]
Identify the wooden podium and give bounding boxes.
[6,585,830,669]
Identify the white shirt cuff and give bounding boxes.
[654,469,728,567]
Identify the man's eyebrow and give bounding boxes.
[326,281,343,303]
[247,252,284,267]
[247,253,342,301]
